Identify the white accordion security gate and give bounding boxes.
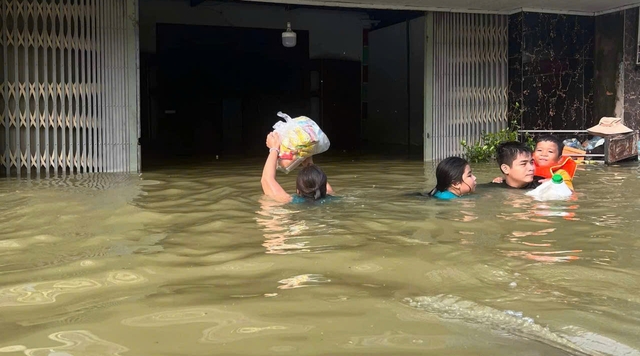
[0,0,139,177]
[431,13,508,160]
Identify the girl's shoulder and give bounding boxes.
[290,195,339,205]
[290,195,306,204]
[432,190,458,200]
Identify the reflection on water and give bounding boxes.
[256,196,351,255]
[0,158,639,355]
[0,271,147,308]
[0,279,102,307]
[0,330,129,356]
[277,274,331,289]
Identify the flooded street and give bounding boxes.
[0,157,639,355]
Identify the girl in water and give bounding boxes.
[428,157,477,200]
[261,131,334,203]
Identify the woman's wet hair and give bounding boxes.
[429,156,469,195]
[296,165,327,200]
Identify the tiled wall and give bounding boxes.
[508,12,594,130]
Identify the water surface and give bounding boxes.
[0,157,639,355]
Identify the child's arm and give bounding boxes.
[261,132,293,203]
[555,169,574,190]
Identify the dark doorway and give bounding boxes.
[311,59,362,151]
[149,23,310,159]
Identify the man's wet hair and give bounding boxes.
[497,141,532,168]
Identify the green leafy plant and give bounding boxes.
[460,119,534,163]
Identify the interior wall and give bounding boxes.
[623,7,640,131]
[366,17,425,147]
[593,11,624,122]
[410,16,426,147]
[591,7,640,130]
[139,0,370,60]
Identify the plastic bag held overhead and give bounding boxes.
[525,174,573,201]
[272,112,330,173]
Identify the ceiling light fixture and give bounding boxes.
[282,22,296,48]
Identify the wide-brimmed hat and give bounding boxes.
[587,117,633,135]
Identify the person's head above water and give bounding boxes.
[430,156,476,198]
[262,132,334,203]
[296,164,328,200]
[534,135,564,167]
[497,141,534,188]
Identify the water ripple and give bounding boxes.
[0,330,129,356]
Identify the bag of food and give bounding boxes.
[272,111,330,173]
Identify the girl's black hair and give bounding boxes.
[429,156,469,196]
[296,165,327,200]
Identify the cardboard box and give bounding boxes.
[563,146,586,161]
